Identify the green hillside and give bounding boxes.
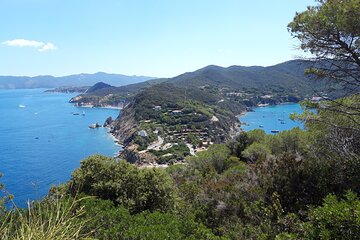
[70,60,328,109]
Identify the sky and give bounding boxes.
[0,0,316,78]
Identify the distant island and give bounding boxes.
[0,72,154,89]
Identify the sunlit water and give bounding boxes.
[239,103,304,134]
[0,89,120,207]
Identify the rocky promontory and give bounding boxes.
[107,83,243,166]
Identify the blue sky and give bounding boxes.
[1,0,315,77]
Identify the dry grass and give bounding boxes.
[0,197,90,240]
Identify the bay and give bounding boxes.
[239,103,304,134]
[0,89,120,207]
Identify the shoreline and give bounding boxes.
[75,103,124,154]
[76,105,123,110]
[88,101,302,163]
[72,102,126,156]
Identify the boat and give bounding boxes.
[271,130,279,133]
[82,111,85,116]
[73,113,80,115]
[259,125,264,128]
[280,121,286,124]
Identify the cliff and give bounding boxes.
[110,102,138,145]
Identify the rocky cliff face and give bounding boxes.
[110,102,138,145]
[110,104,160,165]
[103,116,113,127]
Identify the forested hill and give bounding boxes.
[0,72,154,89]
[163,60,327,96]
[71,60,336,102]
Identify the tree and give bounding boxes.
[301,191,360,239]
[69,155,177,213]
[288,0,360,94]
[288,0,360,168]
[288,0,360,134]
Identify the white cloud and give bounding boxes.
[3,39,44,48]
[2,39,57,52]
[39,42,57,52]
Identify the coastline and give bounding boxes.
[85,101,302,163]
[236,102,301,132]
[70,102,124,153]
[236,110,248,118]
[239,102,304,134]
[76,105,123,110]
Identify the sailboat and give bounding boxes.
[82,110,85,116]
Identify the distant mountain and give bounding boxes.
[0,72,155,89]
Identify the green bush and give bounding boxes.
[69,155,177,213]
[79,197,222,240]
[301,191,360,239]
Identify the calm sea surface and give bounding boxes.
[239,103,304,134]
[0,89,120,206]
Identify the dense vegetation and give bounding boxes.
[1,93,359,239]
[1,0,359,239]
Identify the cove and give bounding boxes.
[239,103,304,134]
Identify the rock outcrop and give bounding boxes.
[110,102,138,145]
[103,116,113,127]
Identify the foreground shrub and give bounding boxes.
[69,155,177,213]
[300,191,360,239]
[79,197,222,240]
[0,197,88,240]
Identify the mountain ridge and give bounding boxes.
[0,72,155,89]
[70,59,336,109]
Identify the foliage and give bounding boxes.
[0,173,13,216]
[187,144,233,174]
[69,155,177,213]
[288,0,360,119]
[149,143,190,164]
[79,197,222,240]
[0,197,88,240]
[242,142,271,162]
[2,2,360,238]
[300,191,360,239]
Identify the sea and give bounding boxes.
[239,103,304,134]
[0,89,120,207]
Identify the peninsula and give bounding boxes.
[70,60,339,166]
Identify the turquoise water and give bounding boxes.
[239,103,304,134]
[0,89,120,207]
